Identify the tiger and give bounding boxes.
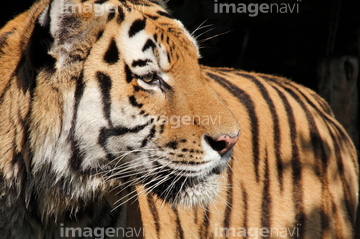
[0,0,358,238]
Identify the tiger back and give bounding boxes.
[0,0,358,238]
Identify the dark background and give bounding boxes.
[1,0,359,236]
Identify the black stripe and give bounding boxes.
[339,130,358,176]
[142,39,156,52]
[311,93,334,116]
[129,95,143,108]
[107,9,116,22]
[158,78,173,92]
[206,71,261,182]
[129,18,147,38]
[271,85,305,237]
[0,31,12,54]
[141,125,156,147]
[97,72,113,126]
[103,39,119,65]
[96,30,104,41]
[173,208,185,239]
[133,85,150,93]
[27,21,55,73]
[202,205,211,239]
[160,32,164,42]
[261,149,271,234]
[117,6,125,24]
[330,127,355,223]
[146,194,160,237]
[145,14,159,20]
[153,34,158,43]
[239,73,283,190]
[166,52,171,64]
[69,72,85,172]
[223,161,233,230]
[0,81,11,104]
[241,184,248,233]
[125,64,133,83]
[95,0,108,4]
[98,123,149,149]
[157,10,174,19]
[159,121,166,134]
[132,59,152,67]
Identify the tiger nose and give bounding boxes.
[205,134,239,155]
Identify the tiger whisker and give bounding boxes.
[111,190,141,212]
[198,30,233,44]
[101,155,154,179]
[191,19,210,37]
[108,150,162,168]
[97,148,159,175]
[112,173,172,211]
[108,159,174,198]
[106,165,171,187]
[193,27,215,41]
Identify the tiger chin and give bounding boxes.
[143,149,235,207]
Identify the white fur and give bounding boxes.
[75,81,109,169]
[38,5,50,26]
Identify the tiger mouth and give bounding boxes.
[143,151,232,206]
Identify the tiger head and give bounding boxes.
[1,0,240,213]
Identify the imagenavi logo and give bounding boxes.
[214,0,302,17]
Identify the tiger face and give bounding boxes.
[27,0,240,208]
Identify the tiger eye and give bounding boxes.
[142,74,155,83]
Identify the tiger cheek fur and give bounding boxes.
[0,0,358,238]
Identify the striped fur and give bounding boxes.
[0,0,358,238]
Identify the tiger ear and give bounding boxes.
[38,0,89,67]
